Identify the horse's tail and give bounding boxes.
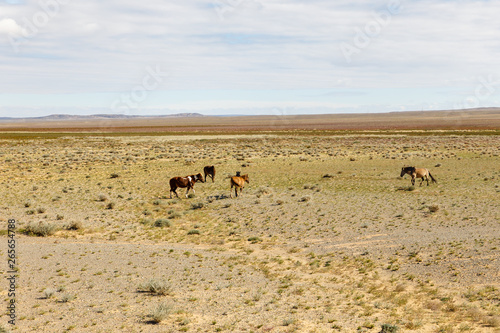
[428,171,437,183]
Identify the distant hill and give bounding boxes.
[0,113,204,122]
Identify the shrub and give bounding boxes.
[188,229,200,235]
[110,173,119,178]
[43,288,56,299]
[24,222,58,237]
[58,293,74,303]
[168,211,182,219]
[140,218,153,225]
[485,315,500,328]
[138,279,172,296]
[380,324,399,333]
[147,302,172,324]
[428,205,439,213]
[65,221,83,231]
[154,219,171,228]
[248,236,262,244]
[190,202,204,210]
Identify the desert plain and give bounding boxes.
[0,110,499,333]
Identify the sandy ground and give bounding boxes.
[0,131,499,332]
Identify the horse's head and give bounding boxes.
[400,166,414,177]
[195,173,205,183]
[242,174,249,183]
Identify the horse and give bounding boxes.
[400,166,437,186]
[169,173,204,198]
[230,174,249,198]
[203,166,216,183]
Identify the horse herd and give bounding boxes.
[169,165,436,199]
[169,165,249,199]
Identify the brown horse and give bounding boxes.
[169,173,204,198]
[400,167,437,186]
[203,165,216,183]
[230,174,249,198]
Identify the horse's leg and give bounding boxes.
[230,183,233,198]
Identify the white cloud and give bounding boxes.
[0,18,25,35]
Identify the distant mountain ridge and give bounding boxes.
[0,113,204,121]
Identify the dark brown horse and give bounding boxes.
[230,174,249,198]
[400,166,437,186]
[169,173,204,198]
[203,166,216,183]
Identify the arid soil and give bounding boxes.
[0,128,499,332]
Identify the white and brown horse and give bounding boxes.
[169,173,204,198]
[400,167,437,186]
[203,165,216,183]
[230,174,249,198]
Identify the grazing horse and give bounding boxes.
[230,174,249,198]
[169,173,204,198]
[203,165,216,183]
[400,167,437,186]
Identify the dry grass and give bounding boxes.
[0,130,498,332]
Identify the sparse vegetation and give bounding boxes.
[2,129,499,332]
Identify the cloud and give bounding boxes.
[0,18,25,35]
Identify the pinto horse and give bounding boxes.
[203,166,216,183]
[169,173,204,198]
[400,167,437,186]
[230,174,249,198]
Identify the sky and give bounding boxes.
[0,0,500,118]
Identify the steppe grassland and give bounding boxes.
[0,132,498,332]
